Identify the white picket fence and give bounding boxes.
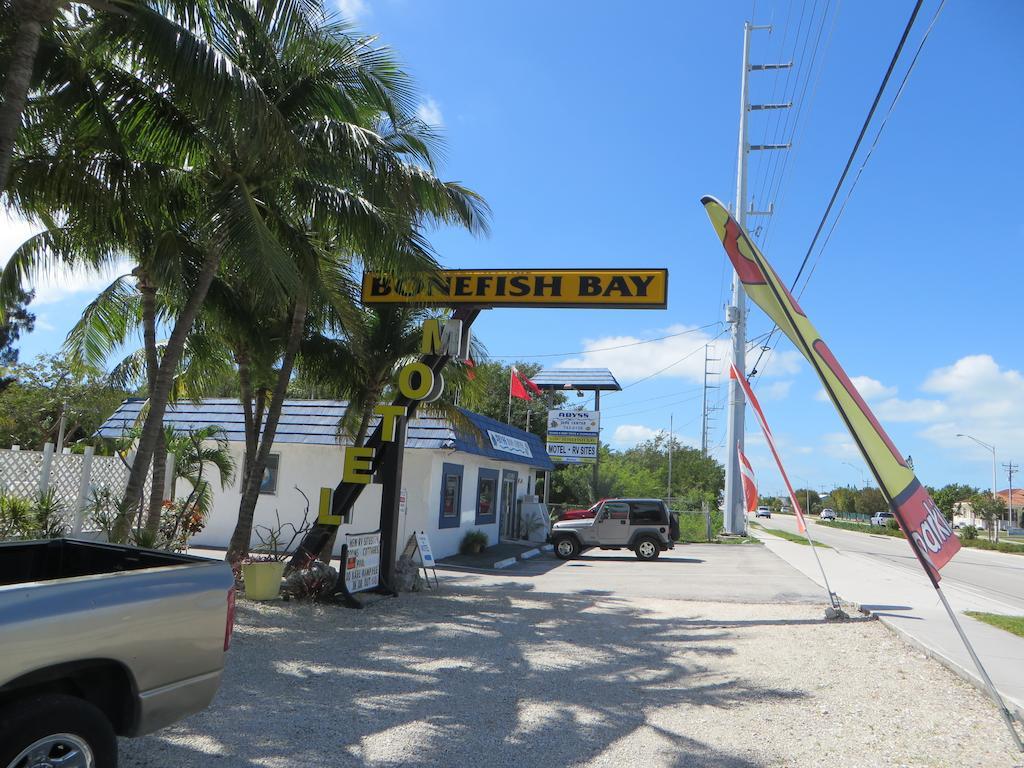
[0,444,168,534]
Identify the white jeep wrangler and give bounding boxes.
[549,498,679,561]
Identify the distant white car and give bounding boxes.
[870,511,895,527]
[820,508,837,521]
[755,506,772,519]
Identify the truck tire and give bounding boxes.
[0,694,116,768]
[634,536,660,561]
[553,535,580,560]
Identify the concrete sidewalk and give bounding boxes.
[752,529,1024,721]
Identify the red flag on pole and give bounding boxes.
[510,367,531,401]
[737,442,758,515]
[519,368,542,396]
[730,363,808,534]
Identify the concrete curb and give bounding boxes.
[520,548,541,560]
[861,604,1024,725]
[493,557,517,569]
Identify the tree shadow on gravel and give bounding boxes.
[120,585,810,768]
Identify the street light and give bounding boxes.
[956,433,998,530]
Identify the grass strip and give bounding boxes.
[750,522,831,548]
[964,611,1024,639]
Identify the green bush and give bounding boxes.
[675,510,723,542]
[886,518,901,531]
[459,529,489,554]
[961,525,978,540]
[0,490,69,540]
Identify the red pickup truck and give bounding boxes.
[560,500,604,521]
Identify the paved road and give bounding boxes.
[438,542,825,604]
[761,514,1024,612]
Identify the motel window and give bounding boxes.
[475,468,499,525]
[244,453,281,496]
[438,463,463,529]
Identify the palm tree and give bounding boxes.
[214,11,489,563]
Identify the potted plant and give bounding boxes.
[460,529,489,555]
[241,503,310,600]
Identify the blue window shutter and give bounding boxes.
[438,462,464,529]
[475,467,500,525]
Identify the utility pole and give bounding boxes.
[667,413,674,503]
[723,20,791,535]
[1004,462,1018,530]
[701,345,720,458]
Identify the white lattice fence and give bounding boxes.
[0,446,155,532]
[0,450,43,499]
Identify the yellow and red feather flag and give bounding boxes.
[702,195,959,581]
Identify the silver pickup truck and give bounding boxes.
[0,538,235,768]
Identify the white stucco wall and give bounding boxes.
[187,441,381,553]
[185,440,539,561]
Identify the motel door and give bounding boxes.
[499,469,519,539]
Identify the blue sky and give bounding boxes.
[3,0,1023,496]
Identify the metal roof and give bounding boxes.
[96,399,553,470]
[530,368,622,391]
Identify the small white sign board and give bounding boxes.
[344,532,381,593]
[415,532,435,567]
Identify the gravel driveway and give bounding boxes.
[121,583,1021,767]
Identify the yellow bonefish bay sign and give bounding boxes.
[362,269,668,309]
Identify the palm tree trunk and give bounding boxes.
[138,278,168,535]
[117,248,222,539]
[0,0,56,192]
[226,291,308,563]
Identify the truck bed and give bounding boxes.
[0,538,212,586]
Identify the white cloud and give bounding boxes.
[873,397,947,423]
[416,97,444,127]
[810,355,1024,470]
[335,0,369,21]
[1,212,132,307]
[612,424,662,447]
[557,324,800,385]
[821,431,860,461]
[816,375,896,402]
[33,314,55,332]
[759,380,792,401]
[915,355,1024,457]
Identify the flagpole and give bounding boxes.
[934,584,1024,751]
[507,368,513,423]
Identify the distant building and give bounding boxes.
[97,399,554,560]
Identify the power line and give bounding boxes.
[486,321,722,360]
[790,0,925,289]
[797,0,947,294]
[747,0,930,380]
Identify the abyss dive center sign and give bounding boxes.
[362,269,668,309]
[547,409,600,465]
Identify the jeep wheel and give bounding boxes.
[634,537,660,561]
[553,536,580,560]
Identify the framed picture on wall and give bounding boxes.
[245,453,281,495]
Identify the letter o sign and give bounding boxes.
[399,362,435,399]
